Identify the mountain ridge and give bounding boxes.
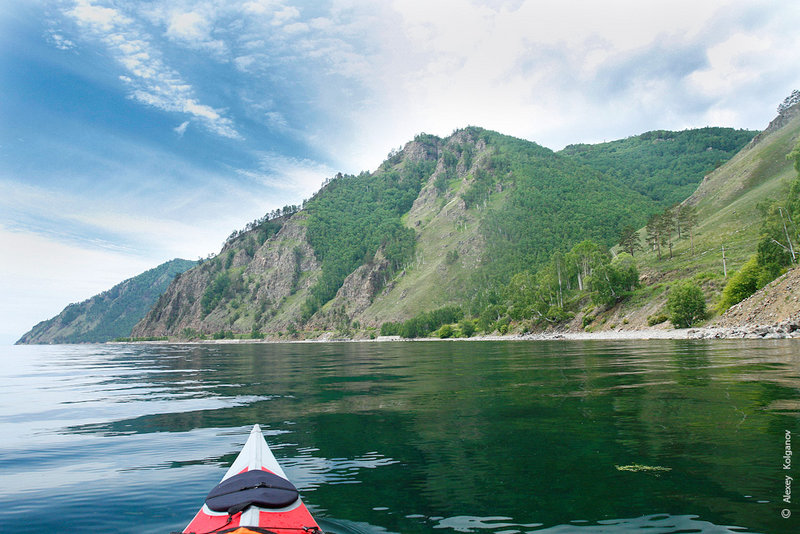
[132,124,758,340]
[16,258,196,344]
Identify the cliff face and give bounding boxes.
[132,214,321,337]
[16,258,196,344]
[133,129,496,338]
[747,101,800,149]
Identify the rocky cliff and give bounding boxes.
[132,214,320,337]
[133,130,491,338]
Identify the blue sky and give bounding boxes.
[2,0,799,344]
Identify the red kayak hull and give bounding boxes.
[183,425,322,534]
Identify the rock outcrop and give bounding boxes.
[131,215,321,337]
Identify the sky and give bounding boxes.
[2,0,799,345]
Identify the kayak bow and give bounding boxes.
[182,425,322,534]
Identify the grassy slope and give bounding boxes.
[361,128,656,327]
[592,110,800,330]
[352,127,772,332]
[360,136,489,325]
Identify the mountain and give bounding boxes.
[559,127,756,205]
[16,258,197,344]
[578,101,800,332]
[132,125,755,340]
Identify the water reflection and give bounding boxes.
[0,340,797,533]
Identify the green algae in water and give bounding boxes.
[616,464,673,474]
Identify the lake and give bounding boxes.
[0,340,798,533]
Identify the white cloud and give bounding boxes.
[46,31,76,50]
[65,0,240,139]
[166,11,210,41]
[331,0,800,160]
[264,111,288,128]
[689,33,775,97]
[174,120,190,136]
[68,0,129,32]
[242,0,278,16]
[239,152,334,200]
[272,5,300,25]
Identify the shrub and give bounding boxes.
[380,322,400,336]
[250,326,264,339]
[396,306,465,338]
[458,318,476,338]
[181,328,200,340]
[717,256,762,311]
[437,324,454,338]
[212,330,234,339]
[647,314,668,326]
[666,282,707,328]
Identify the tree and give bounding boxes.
[676,204,698,255]
[564,240,605,291]
[504,271,539,320]
[587,253,639,307]
[646,213,663,259]
[458,318,476,338]
[789,138,800,174]
[778,89,800,114]
[667,281,707,328]
[618,226,643,257]
[758,204,796,267]
[659,209,676,259]
[752,150,800,281]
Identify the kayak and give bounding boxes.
[182,425,323,534]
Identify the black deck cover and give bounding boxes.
[205,469,299,512]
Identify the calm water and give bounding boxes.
[1,340,798,533]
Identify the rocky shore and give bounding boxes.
[512,320,800,341]
[686,315,800,339]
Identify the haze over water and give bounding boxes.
[1,340,798,533]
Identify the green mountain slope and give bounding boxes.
[560,127,757,206]
[16,258,196,344]
[583,103,800,331]
[133,125,754,339]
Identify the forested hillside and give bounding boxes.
[585,100,800,333]
[132,124,756,340]
[17,258,196,344]
[301,141,436,320]
[560,127,757,205]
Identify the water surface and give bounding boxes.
[0,340,798,533]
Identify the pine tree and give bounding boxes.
[659,209,676,259]
[646,214,662,260]
[677,204,698,255]
[618,225,643,257]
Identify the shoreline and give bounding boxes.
[107,322,800,346]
